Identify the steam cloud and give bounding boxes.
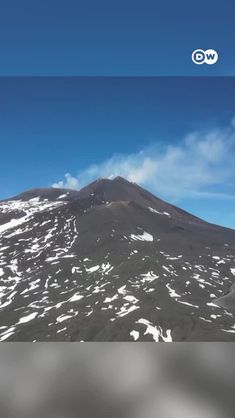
[52,117,235,202]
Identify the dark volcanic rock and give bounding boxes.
[0,177,235,341]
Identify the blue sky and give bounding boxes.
[0,0,235,75]
[0,77,235,229]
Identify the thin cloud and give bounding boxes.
[52,117,235,201]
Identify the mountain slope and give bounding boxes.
[0,177,235,341]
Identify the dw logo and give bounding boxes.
[192,49,218,65]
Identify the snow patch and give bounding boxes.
[130,330,139,341]
[130,231,153,242]
[148,207,171,217]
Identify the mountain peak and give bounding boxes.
[3,177,212,226]
[0,175,235,341]
[113,175,132,182]
[87,175,131,186]
[76,175,145,204]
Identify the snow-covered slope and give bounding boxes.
[0,177,235,341]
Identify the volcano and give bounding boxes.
[0,176,235,341]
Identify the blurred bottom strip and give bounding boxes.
[0,343,234,418]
